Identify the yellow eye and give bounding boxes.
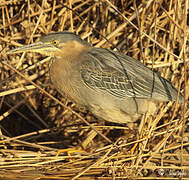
[52,40,59,46]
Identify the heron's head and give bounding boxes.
[7,32,90,58]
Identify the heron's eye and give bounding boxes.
[52,40,59,46]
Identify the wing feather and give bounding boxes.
[80,48,184,102]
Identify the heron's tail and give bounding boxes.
[152,75,184,104]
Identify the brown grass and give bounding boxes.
[0,0,189,179]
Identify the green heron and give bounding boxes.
[7,32,184,124]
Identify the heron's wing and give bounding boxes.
[80,48,183,102]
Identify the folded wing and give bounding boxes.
[80,48,184,103]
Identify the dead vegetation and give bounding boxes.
[0,0,189,179]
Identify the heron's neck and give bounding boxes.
[54,41,92,61]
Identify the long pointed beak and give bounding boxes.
[6,42,53,55]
